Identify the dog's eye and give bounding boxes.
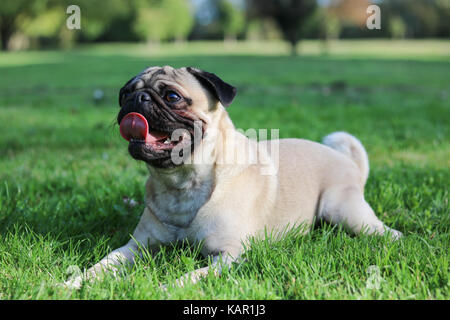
[165,91,181,103]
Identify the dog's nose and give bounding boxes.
[134,91,151,105]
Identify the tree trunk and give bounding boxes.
[0,23,13,51]
[290,39,297,56]
[321,34,330,55]
[0,14,16,51]
[286,28,299,56]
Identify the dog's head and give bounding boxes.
[117,66,237,168]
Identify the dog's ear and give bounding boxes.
[187,67,237,107]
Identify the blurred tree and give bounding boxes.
[3,0,448,49]
[247,0,317,56]
[133,0,193,44]
[77,0,131,41]
[218,0,245,43]
[246,18,283,41]
[303,7,341,54]
[133,0,169,43]
[10,0,130,49]
[435,0,450,37]
[380,0,446,38]
[322,12,341,40]
[0,0,47,50]
[389,16,407,39]
[20,7,65,39]
[165,0,194,42]
[19,2,69,49]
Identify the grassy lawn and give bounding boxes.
[0,40,448,299]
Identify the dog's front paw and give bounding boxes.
[159,283,168,291]
[56,275,83,290]
[391,229,403,240]
[56,265,85,290]
[386,228,403,240]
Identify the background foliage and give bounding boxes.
[1,0,449,51]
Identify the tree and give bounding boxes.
[20,7,66,39]
[2,0,131,50]
[0,0,47,50]
[380,0,442,38]
[247,0,317,56]
[389,16,407,39]
[218,0,245,43]
[77,0,131,41]
[133,0,193,43]
[164,0,194,42]
[307,7,341,54]
[133,0,169,43]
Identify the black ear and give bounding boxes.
[187,67,237,107]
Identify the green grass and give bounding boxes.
[0,40,449,299]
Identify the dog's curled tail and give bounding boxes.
[322,131,370,185]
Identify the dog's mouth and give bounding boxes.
[120,112,183,150]
[119,111,193,167]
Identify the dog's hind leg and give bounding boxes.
[318,185,402,239]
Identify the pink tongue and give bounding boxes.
[119,112,168,143]
[120,112,149,141]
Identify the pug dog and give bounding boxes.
[63,66,402,289]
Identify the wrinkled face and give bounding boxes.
[117,66,236,168]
